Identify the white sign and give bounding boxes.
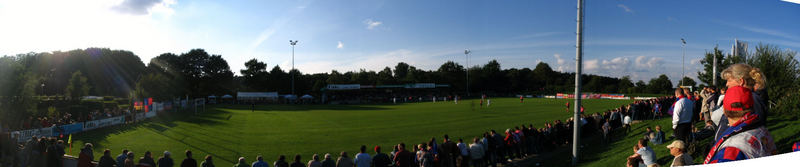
[83,116,125,131]
[11,127,54,143]
[326,84,361,90]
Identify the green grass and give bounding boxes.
[71,98,632,167]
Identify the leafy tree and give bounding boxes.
[697,47,726,88]
[618,76,634,94]
[679,77,697,88]
[647,74,673,94]
[65,71,91,100]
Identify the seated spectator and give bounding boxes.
[667,140,693,167]
[274,155,288,167]
[354,145,371,167]
[693,121,717,140]
[140,151,157,167]
[77,143,94,167]
[626,139,657,167]
[118,149,130,167]
[371,146,391,167]
[201,155,214,167]
[642,127,653,141]
[252,155,269,167]
[99,149,117,167]
[157,151,174,167]
[291,154,304,167]
[336,152,354,167]
[125,152,136,167]
[235,157,248,167]
[181,150,197,167]
[321,154,335,167]
[704,86,776,164]
[652,126,665,145]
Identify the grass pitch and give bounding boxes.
[72,98,634,166]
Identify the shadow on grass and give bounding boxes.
[73,109,234,153]
[213,104,390,112]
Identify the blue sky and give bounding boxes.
[0,0,798,84]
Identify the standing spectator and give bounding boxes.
[456,139,469,167]
[158,151,174,167]
[418,144,434,167]
[125,152,136,167]
[141,151,157,167]
[490,130,504,165]
[666,140,693,167]
[321,154,335,167]
[372,146,391,167]
[393,144,413,167]
[99,149,117,167]
[354,145,372,167]
[602,120,611,144]
[672,88,693,142]
[307,154,321,167]
[253,155,270,167]
[469,137,485,167]
[274,155,289,167]
[704,86,776,164]
[336,152,354,167]
[440,135,458,167]
[77,143,95,167]
[201,155,215,167]
[291,154,304,167]
[117,149,130,167]
[181,150,198,167]
[235,157,249,167]
[622,114,632,134]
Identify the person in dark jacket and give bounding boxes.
[290,154,304,167]
[274,155,289,167]
[98,149,117,167]
[200,155,215,167]
[181,150,198,167]
[77,143,95,167]
[372,146,391,167]
[321,154,336,167]
[393,143,413,167]
[140,151,157,167]
[158,151,174,167]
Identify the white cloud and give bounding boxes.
[337,41,344,49]
[783,0,800,5]
[601,57,631,71]
[584,59,599,71]
[617,4,634,14]
[554,54,565,65]
[112,0,175,15]
[635,56,664,69]
[363,19,383,30]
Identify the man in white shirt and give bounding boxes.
[456,139,469,167]
[672,88,693,142]
[354,145,372,167]
[468,138,485,167]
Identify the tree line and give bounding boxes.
[2,43,797,122]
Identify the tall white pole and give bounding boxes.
[572,0,584,165]
[290,40,298,96]
[681,38,686,87]
[712,48,717,86]
[465,49,470,97]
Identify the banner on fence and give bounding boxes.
[83,116,125,131]
[52,123,84,137]
[11,127,54,142]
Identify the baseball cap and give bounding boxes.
[666,140,686,149]
[723,86,753,112]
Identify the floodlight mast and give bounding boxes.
[464,49,470,97]
[290,40,299,97]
